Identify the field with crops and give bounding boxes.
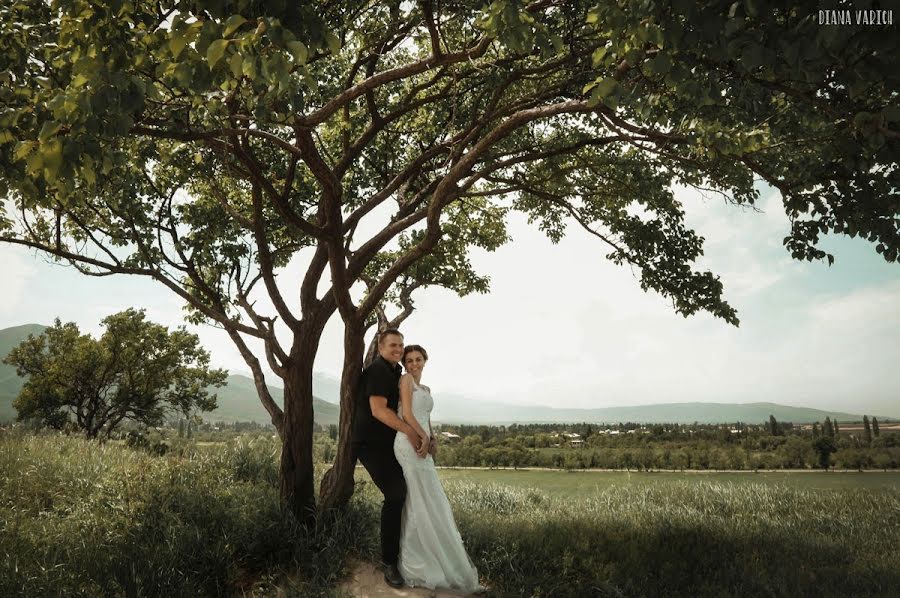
[2,432,899,597]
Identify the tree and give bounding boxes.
[824,417,835,438]
[834,420,841,436]
[3,309,226,439]
[1,1,897,518]
[863,415,872,446]
[768,414,780,436]
[872,417,880,437]
[812,436,836,471]
[812,422,820,439]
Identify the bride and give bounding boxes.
[392,344,483,593]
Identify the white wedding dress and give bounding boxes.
[393,379,482,593]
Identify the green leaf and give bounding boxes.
[301,65,318,92]
[287,40,308,65]
[223,15,248,37]
[206,39,229,69]
[242,56,257,79]
[229,52,243,78]
[42,139,64,180]
[14,141,35,160]
[39,121,61,141]
[592,46,608,66]
[325,31,341,55]
[81,161,96,185]
[25,151,43,176]
[594,77,619,98]
[169,30,189,59]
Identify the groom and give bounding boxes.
[352,328,428,588]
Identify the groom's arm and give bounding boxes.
[370,396,428,457]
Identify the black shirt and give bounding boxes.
[352,355,402,446]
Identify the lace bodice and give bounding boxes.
[399,378,433,437]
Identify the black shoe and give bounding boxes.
[383,563,404,588]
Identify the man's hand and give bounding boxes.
[428,436,437,457]
[406,429,428,458]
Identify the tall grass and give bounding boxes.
[446,480,900,597]
[3,432,898,597]
[0,431,377,597]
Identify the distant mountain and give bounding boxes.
[0,324,47,421]
[2,324,894,426]
[210,374,339,427]
[428,396,886,425]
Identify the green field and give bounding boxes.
[434,468,900,496]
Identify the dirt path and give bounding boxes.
[339,561,477,598]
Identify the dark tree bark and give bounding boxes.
[279,322,326,525]
[319,320,366,512]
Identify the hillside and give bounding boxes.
[209,374,340,427]
[0,324,47,421]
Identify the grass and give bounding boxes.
[435,468,900,497]
[444,479,900,597]
[2,432,898,597]
[0,431,378,597]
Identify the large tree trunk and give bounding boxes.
[319,321,366,511]
[279,337,318,526]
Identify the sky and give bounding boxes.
[2,184,899,416]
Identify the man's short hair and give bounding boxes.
[378,328,403,345]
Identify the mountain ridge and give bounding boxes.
[1,324,893,425]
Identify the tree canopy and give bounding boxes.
[0,0,896,515]
[3,309,226,438]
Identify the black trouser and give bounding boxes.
[354,442,407,566]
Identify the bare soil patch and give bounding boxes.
[339,561,478,598]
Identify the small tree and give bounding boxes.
[812,422,820,439]
[812,436,836,471]
[834,420,841,436]
[863,415,872,446]
[3,309,227,439]
[823,417,835,438]
[768,414,780,436]
[872,417,880,437]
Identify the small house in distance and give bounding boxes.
[440,431,461,443]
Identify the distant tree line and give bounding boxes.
[421,416,899,471]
